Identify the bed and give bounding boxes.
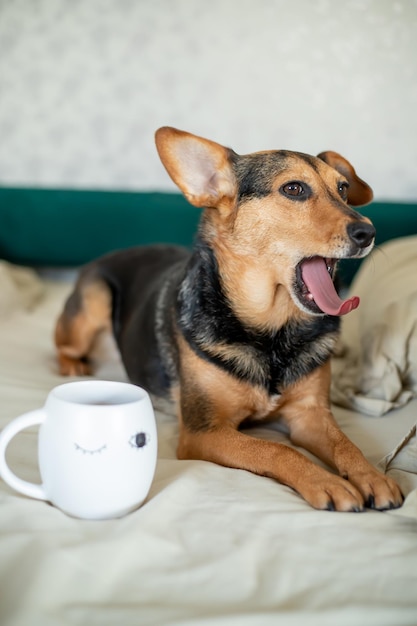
[1,189,417,626]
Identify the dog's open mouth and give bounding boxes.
[296,257,360,316]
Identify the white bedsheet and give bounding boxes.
[1,261,417,626]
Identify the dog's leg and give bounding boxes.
[55,275,112,376]
[281,362,403,510]
[177,421,368,511]
[174,356,370,511]
[175,340,402,511]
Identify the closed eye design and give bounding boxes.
[74,443,107,455]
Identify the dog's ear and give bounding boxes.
[155,127,236,209]
[317,151,373,206]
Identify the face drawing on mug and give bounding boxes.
[74,442,107,456]
[74,431,150,457]
[129,432,150,449]
[0,381,158,519]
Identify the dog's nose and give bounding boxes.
[347,221,376,249]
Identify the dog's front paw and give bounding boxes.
[299,473,365,512]
[348,470,403,510]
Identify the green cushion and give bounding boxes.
[0,188,200,267]
[0,187,416,285]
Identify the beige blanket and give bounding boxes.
[0,261,44,319]
[1,259,417,626]
[332,235,417,415]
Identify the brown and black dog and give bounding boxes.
[55,127,403,512]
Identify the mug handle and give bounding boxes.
[0,409,47,500]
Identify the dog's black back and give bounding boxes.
[81,245,188,395]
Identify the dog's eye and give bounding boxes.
[338,182,349,201]
[281,182,304,197]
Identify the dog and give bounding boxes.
[55,127,403,512]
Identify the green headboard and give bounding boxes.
[0,187,416,284]
[0,188,201,266]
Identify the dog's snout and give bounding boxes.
[347,221,376,249]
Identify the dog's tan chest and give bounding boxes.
[249,392,283,421]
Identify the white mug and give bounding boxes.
[0,380,157,520]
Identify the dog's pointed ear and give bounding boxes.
[155,127,237,209]
[317,151,373,206]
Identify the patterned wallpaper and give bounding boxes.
[0,0,416,199]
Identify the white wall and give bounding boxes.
[0,0,416,200]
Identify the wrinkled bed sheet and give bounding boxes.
[332,235,417,416]
[0,255,417,626]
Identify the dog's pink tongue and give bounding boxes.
[301,257,360,316]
